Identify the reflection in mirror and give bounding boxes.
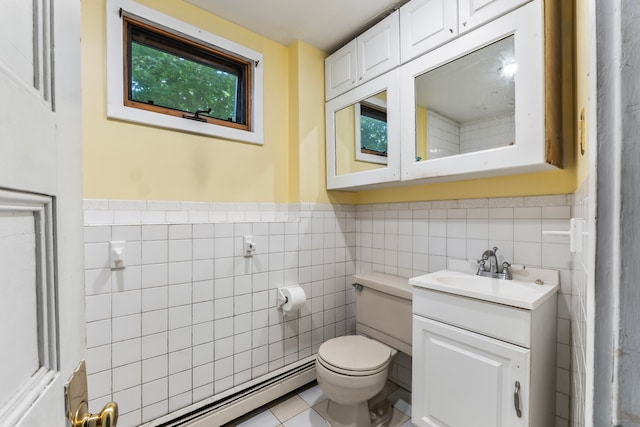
[336,91,388,175]
[415,35,515,162]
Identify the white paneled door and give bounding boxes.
[0,1,85,426]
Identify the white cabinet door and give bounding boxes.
[0,0,87,426]
[412,316,529,427]
[358,10,400,84]
[459,0,531,33]
[326,12,400,101]
[400,0,458,63]
[325,39,358,100]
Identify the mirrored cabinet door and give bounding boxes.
[413,35,515,162]
[326,69,400,190]
[400,0,554,183]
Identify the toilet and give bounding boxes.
[316,272,413,427]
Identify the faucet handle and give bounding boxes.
[477,259,486,273]
[501,261,514,280]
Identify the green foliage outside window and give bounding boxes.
[360,108,388,156]
[130,42,240,122]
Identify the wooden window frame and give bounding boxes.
[122,15,253,132]
[357,100,388,159]
[106,0,264,144]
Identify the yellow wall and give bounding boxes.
[287,41,355,204]
[82,0,293,203]
[335,105,356,175]
[82,0,581,205]
[575,0,589,186]
[334,105,386,175]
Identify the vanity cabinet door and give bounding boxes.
[458,0,531,33]
[325,39,358,101]
[400,0,458,63]
[412,315,529,427]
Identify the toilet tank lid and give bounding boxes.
[353,272,412,300]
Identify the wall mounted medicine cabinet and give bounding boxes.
[325,0,563,191]
[401,0,562,183]
[325,70,401,190]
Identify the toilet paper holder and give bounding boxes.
[277,286,306,314]
[277,288,289,306]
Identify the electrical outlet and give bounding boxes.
[243,236,256,257]
[110,241,126,269]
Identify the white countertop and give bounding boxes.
[409,260,559,310]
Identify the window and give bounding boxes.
[355,96,388,164]
[107,0,264,144]
[359,102,388,156]
[124,16,251,130]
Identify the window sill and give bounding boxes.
[107,102,264,145]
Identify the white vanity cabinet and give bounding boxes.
[413,315,529,426]
[411,282,558,427]
[325,11,399,100]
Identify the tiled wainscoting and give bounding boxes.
[83,194,582,426]
[570,181,590,427]
[426,110,515,159]
[84,201,358,426]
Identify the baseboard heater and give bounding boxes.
[156,358,317,427]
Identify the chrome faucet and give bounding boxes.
[477,246,513,280]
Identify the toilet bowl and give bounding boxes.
[315,272,412,427]
[316,335,397,427]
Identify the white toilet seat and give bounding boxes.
[317,335,392,376]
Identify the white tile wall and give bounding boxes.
[568,181,589,427]
[425,110,515,160]
[426,110,460,159]
[460,112,515,153]
[354,195,575,425]
[84,195,578,425]
[84,202,355,426]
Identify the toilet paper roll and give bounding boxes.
[278,286,306,313]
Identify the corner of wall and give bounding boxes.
[289,41,357,205]
[288,42,301,204]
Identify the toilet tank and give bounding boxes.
[353,272,413,355]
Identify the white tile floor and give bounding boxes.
[223,381,413,427]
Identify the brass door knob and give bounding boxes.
[71,401,118,427]
[65,361,119,427]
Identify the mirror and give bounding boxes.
[414,35,516,162]
[325,69,400,190]
[336,91,388,175]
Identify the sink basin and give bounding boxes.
[409,269,559,309]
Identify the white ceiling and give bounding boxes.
[185,0,408,53]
